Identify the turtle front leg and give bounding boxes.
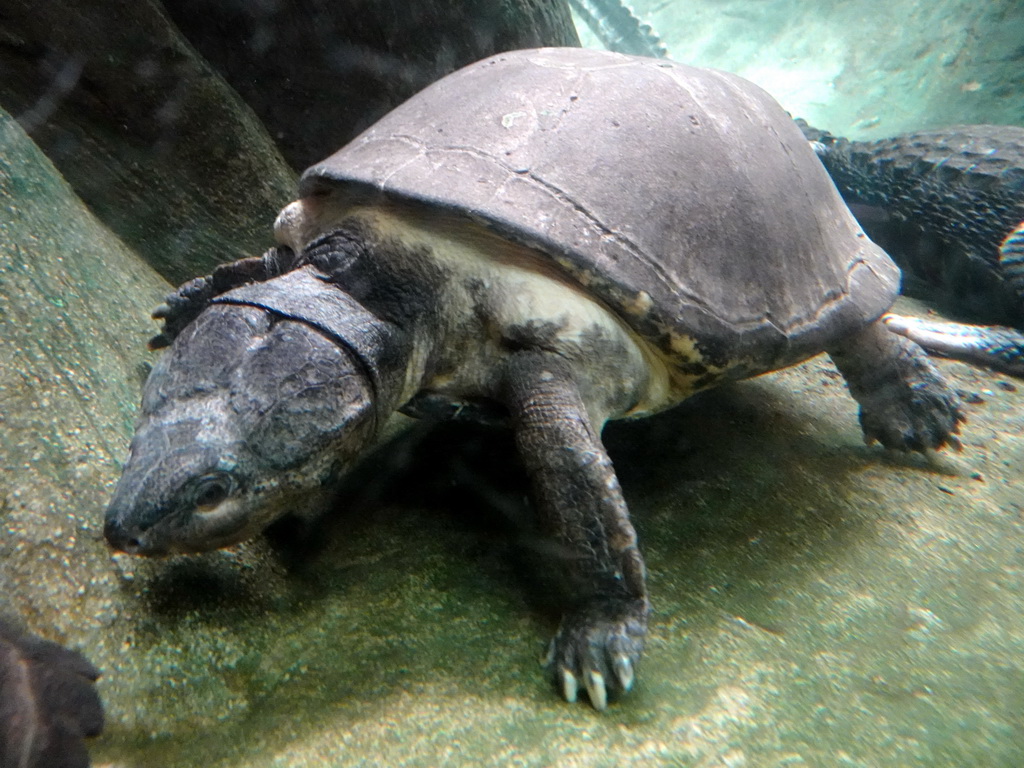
[500,351,649,710]
[149,245,300,349]
[827,319,965,451]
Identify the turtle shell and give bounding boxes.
[300,47,899,376]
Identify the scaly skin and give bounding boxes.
[827,320,965,449]
[884,314,1024,378]
[803,122,1024,374]
[501,351,648,709]
[567,0,668,58]
[805,123,1024,322]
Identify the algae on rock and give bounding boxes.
[0,103,164,716]
[0,106,294,758]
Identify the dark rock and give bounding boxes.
[0,0,297,285]
[0,0,578,285]
[166,0,581,169]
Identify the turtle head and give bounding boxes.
[104,303,379,555]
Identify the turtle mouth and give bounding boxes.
[104,516,170,556]
[103,520,161,557]
[189,498,253,542]
[105,500,255,556]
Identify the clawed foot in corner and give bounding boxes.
[543,598,648,710]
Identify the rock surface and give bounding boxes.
[166,0,580,170]
[0,0,297,285]
[0,105,288,764]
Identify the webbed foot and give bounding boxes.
[149,246,298,349]
[828,319,965,452]
[149,275,215,349]
[545,598,648,710]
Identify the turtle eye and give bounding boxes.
[191,473,235,509]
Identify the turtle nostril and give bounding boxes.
[104,517,144,553]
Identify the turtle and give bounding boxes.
[571,1,1024,375]
[103,47,964,710]
[799,121,1024,376]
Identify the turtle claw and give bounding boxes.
[614,653,635,692]
[147,333,171,351]
[545,599,648,710]
[560,667,579,703]
[147,247,300,350]
[585,670,608,711]
[148,276,216,348]
[856,347,965,453]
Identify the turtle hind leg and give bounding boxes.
[500,350,649,710]
[826,320,965,452]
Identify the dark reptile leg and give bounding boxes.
[827,319,965,451]
[884,314,1024,378]
[500,350,649,710]
[149,245,300,349]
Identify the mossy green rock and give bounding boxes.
[0,107,166,637]
[83,322,1024,766]
[0,107,291,758]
